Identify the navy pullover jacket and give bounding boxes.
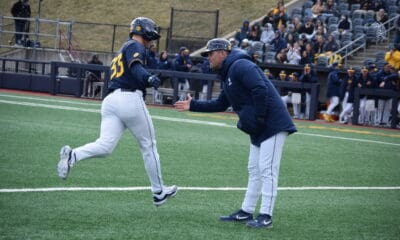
[190,49,297,146]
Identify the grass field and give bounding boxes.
[0,90,399,240]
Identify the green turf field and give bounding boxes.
[0,91,399,240]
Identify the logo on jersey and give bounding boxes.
[133,52,140,58]
[227,78,232,86]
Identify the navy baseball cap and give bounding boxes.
[201,38,232,57]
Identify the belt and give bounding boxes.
[109,88,137,94]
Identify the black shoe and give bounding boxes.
[219,209,253,222]
[153,185,178,206]
[246,214,273,229]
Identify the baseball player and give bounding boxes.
[57,17,177,206]
[174,38,297,229]
[324,62,341,122]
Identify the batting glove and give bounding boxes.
[148,75,161,90]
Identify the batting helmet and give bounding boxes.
[129,17,160,41]
[201,38,232,57]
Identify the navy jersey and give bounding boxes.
[108,39,152,92]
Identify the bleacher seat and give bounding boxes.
[350,4,361,13]
[353,25,365,35]
[352,18,364,27]
[328,24,339,34]
[341,32,353,42]
[291,7,302,17]
[338,3,349,12]
[328,16,339,25]
[316,55,329,67]
[352,11,364,20]
[264,51,277,64]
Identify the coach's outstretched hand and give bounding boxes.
[174,93,192,111]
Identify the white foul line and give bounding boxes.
[0,97,399,146]
[1,186,399,193]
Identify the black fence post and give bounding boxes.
[352,88,360,125]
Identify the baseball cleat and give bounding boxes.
[246,214,273,229]
[153,185,178,206]
[57,145,74,180]
[219,209,253,222]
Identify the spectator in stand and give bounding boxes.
[312,25,327,42]
[314,19,327,35]
[323,0,338,17]
[247,23,262,41]
[313,35,325,55]
[158,50,172,87]
[276,48,288,64]
[270,30,287,54]
[299,17,315,41]
[146,44,159,69]
[375,9,389,29]
[300,42,315,65]
[286,23,299,42]
[287,42,302,64]
[324,62,342,122]
[272,1,288,30]
[338,15,352,37]
[357,66,376,125]
[324,34,340,52]
[371,0,385,12]
[339,67,357,124]
[299,64,318,119]
[292,17,303,34]
[384,45,400,70]
[285,32,296,46]
[260,23,275,44]
[262,9,275,27]
[311,0,325,18]
[10,0,31,46]
[174,46,193,91]
[235,19,251,45]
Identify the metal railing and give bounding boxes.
[336,14,399,68]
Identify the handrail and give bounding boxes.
[333,14,399,68]
[333,34,366,67]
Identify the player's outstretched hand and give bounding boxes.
[148,75,161,90]
[174,93,192,111]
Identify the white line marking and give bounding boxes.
[298,132,400,146]
[1,98,399,146]
[1,186,399,193]
[0,93,101,106]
